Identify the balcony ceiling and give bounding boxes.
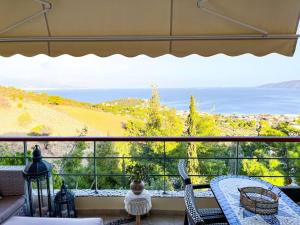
[0,0,300,57]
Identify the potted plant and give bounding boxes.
[126,162,151,195]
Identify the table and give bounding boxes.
[210,176,300,225]
[124,190,152,225]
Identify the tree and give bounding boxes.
[196,114,220,136]
[59,141,88,189]
[241,120,290,185]
[125,87,184,190]
[58,127,89,189]
[48,96,63,105]
[257,120,287,136]
[146,85,163,134]
[287,143,300,185]
[87,141,122,189]
[242,158,285,186]
[186,96,203,184]
[126,86,183,153]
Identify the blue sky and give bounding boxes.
[0,27,299,89]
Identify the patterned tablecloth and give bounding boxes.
[210,176,300,225]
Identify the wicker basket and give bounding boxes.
[239,186,279,215]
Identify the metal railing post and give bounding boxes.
[163,141,166,194]
[285,146,290,183]
[93,141,98,193]
[235,141,240,175]
[122,155,126,189]
[23,141,28,165]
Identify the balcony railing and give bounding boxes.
[1,136,300,193]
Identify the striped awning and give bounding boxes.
[0,0,299,57]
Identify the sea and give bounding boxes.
[33,88,300,115]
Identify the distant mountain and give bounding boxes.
[259,80,300,89]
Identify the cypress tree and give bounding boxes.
[186,96,201,183]
[147,85,162,131]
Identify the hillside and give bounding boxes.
[259,80,300,89]
[0,86,129,136]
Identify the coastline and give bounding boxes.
[32,87,300,115]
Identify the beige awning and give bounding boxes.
[0,0,299,57]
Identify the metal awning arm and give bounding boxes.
[197,0,268,36]
[0,0,52,35]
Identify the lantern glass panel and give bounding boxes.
[54,182,76,218]
[57,202,75,217]
[30,176,53,217]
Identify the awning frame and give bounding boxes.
[197,0,268,35]
[0,0,51,35]
[1,0,294,43]
[0,34,298,43]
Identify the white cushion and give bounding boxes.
[3,216,103,225]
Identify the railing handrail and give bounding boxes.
[0,136,299,142]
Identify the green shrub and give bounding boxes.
[17,102,23,108]
[48,96,63,105]
[29,124,51,136]
[126,162,152,182]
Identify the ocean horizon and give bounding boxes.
[33,87,300,115]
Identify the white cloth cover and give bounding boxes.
[124,190,152,216]
[3,216,103,225]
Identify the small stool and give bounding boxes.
[124,190,151,225]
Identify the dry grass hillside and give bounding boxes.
[57,105,129,135]
[0,95,128,136]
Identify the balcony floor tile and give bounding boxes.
[103,215,183,225]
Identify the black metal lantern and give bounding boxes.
[23,145,53,217]
[54,181,76,217]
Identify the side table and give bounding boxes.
[124,190,152,225]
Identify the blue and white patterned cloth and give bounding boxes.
[211,176,300,225]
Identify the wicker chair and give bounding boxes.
[184,184,228,225]
[178,159,227,224]
[279,186,300,204]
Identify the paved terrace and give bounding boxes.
[103,215,182,225]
